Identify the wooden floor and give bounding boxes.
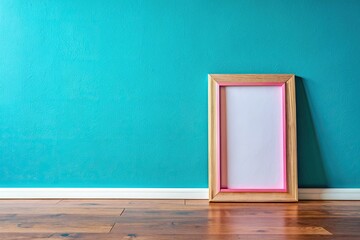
[0,200,359,239]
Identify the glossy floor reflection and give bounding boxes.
[0,200,359,239]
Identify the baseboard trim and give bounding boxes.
[0,188,209,199]
[299,188,360,200]
[0,188,359,200]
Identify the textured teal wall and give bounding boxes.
[0,0,359,188]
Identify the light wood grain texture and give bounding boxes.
[210,74,294,83]
[208,74,297,202]
[285,75,298,201]
[1,200,360,239]
[208,75,217,201]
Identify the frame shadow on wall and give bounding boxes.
[296,76,328,188]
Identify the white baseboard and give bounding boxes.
[0,188,209,199]
[299,188,360,200]
[0,188,359,200]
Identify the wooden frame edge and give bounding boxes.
[208,75,218,201]
[208,74,297,202]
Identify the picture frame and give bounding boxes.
[208,74,297,202]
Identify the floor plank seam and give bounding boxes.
[119,208,125,216]
[109,222,116,233]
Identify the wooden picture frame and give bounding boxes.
[208,74,297,202]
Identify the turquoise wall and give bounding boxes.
[1,0,359,188]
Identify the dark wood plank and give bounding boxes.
[0,200,359,239]
[2,233,360,240]
[58,199,185,208]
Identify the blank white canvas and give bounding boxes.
[224,86,285,189]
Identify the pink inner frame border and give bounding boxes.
[216,82,287,193]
